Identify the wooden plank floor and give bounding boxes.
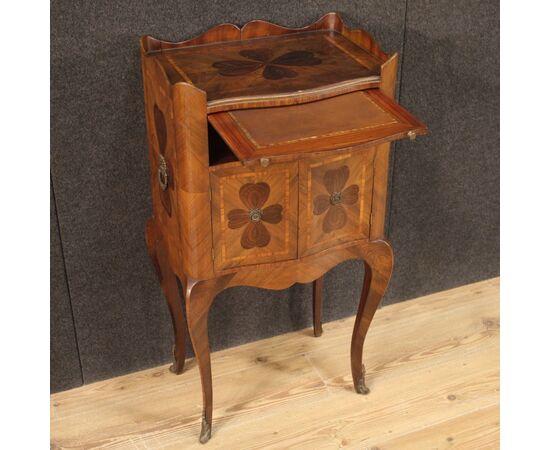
[51,278,500,449]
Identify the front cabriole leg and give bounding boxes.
[184,275,233,444]
[350,240,394,394]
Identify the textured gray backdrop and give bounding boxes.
[51,0,499,393]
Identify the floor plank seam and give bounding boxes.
[303,353,330,389]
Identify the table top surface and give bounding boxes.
[148,30,383,112]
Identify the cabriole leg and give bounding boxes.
[350,241,393,394]
[312,276,324,337]
[185,277,230,444]
[163,273,187,375]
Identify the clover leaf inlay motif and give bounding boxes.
[212,49,322,80]
[313,165,359,233]
[227,182,283,249]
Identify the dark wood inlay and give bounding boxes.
[148,31,381,109]
[313,166,359,233]
[153,104,167,154]
[227,182,283,249]
[213,49,322,80]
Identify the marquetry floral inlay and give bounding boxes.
[213,49,322,80]
[227,182,283,249]
[313,165,359,233]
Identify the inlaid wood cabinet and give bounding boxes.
[141,12,426,443]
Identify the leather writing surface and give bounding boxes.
[229,91,397,148]
[209,90,427,159]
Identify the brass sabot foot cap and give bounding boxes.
[355,364,370,395]
[199,417,212,444]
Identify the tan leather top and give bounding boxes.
[228,91,397,148]
[209,89,428,160]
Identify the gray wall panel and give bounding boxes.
[386,0,499,302]
[51,178,83,392]
[51,1,407,388]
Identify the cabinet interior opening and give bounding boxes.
[208,124,238,166]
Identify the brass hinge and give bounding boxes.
[208,185,212,201]
[211,247,215,261]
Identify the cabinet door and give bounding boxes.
[299,148,375,256]
[210,161,298,270]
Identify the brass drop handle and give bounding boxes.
[407,131,417,140]
[158,154,169,191]
[260,157,270,167]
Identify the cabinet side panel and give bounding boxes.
[370,53,399,239]
[380,53,398,99]
[141,56,184,273]
[370,143,391,240]
[172,84,214,279]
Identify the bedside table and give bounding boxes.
[140,12,426,443]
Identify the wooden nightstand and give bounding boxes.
[140,13,426,443]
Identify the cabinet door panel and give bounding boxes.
[211,162,298,270]
[299,149,375,256]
